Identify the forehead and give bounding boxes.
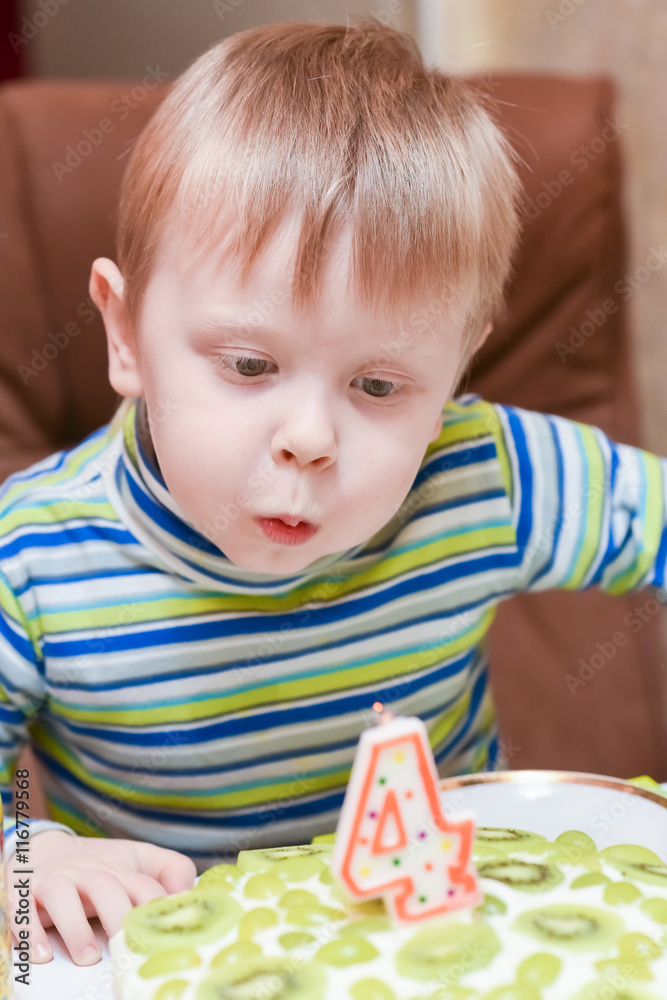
[154,209,466,342]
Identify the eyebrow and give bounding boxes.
[189,314,443,364]
[189,316,274,338]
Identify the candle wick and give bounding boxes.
[371,701,394,725]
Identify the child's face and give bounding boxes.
[97,218,468,575]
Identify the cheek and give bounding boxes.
[353,436,423,502]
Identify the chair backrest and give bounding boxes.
[0,73,664,777]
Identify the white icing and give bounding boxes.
[111,848,667,1000]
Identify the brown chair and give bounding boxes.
[0,73,665,822]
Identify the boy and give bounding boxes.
[1,20,665,967]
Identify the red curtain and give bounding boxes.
[1,2,24,82]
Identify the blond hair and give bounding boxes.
[116,19,521,356]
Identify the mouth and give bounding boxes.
[254,513,319,546]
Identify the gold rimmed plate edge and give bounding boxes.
[439,769,667,810]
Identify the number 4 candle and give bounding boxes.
[331,704,481,923]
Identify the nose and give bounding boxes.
[270,389,337,470]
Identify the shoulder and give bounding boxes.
[0,423,121,547]
[422,396,561,509]
[432,395,504,447]
[426,394,510,474]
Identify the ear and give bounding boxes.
[89,258,144,398]
[477,321,493,350]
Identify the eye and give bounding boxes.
[356,377,402,398]
[216,354,274,377]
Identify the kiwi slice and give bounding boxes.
[599,846,667,888]
[125,888,241,955]
[514,903,624,952]
[196,957,326,1000]
[600,845,664,863]
[478,858,563,892]
[395,922,500,981]
[475,827,547,854]
[237,844,331,875]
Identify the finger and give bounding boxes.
[75,871,134,941]
[136,844,197,894]
[36,876,102,966]
[11,908,53,964]
[122,871,168,908]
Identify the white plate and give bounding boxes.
[16,771,667,999]
[439,769,667,856]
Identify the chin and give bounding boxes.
[221,544,324,576]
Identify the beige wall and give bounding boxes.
[20,0,414,79]
[417,0,667,458]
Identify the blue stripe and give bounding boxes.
[0,609,37,665]
[43,548,519,659]
[530,416,565,586]
[51,651,477,744]
[505,408,532,556]
[46,593,498,693]
[411,440,498,491]
[0,524,137,559]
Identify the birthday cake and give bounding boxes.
[111,717,667,998]
[110,829,667,1000]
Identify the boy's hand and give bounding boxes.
[8,830,197,966]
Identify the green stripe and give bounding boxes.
[564,425,604,589]
[45,796,107,838]
[50,612,494,726]
[0,433,112,514]
[0,571,41,654]
[607,450,664,594]
[39,523,516,631]
[0,498,120,537]
[34,727,350,809]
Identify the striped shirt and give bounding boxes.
[0,397,665,866]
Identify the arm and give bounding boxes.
[0,567,196,965]
[495,404,667,595]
